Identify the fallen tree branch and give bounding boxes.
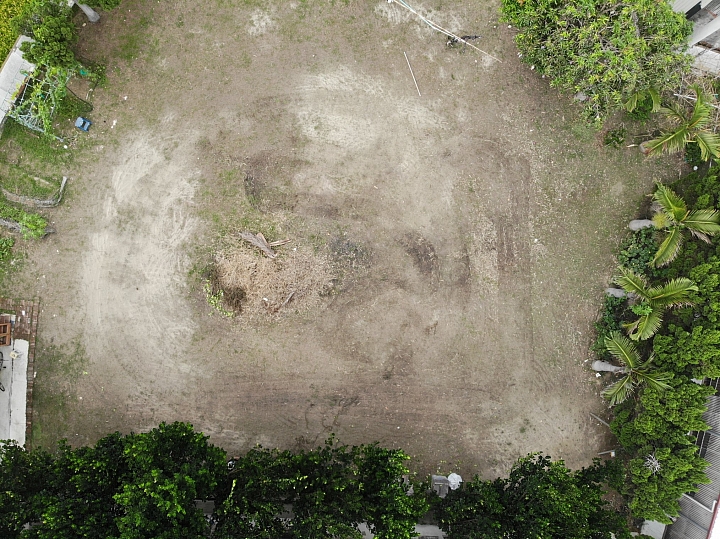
[238,231,277,258]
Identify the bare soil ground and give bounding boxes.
[13,0,682,477]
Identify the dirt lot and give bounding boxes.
[13,0,681,477]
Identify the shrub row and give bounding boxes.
[600,166,720,523]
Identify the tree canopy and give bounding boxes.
[501,0,692,122]
[0,425,635,539]
[435,454,630,539]
[0,424,430,539]
[12,0,78,69]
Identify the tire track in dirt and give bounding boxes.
[79,133,200,395]
[491,160,553,391]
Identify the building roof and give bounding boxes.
[0,36,35,127]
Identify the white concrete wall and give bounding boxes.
[0,36,35,126]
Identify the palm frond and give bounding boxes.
[647,277,698,307]
[615,267,649,298]
[653,184,688,223]
[652,227,683,267]
[625,88,662,113]
[602,376,635,406]
[648,87,661,113]
[628,309,664,341]
[636,370,673,393]
[652,211,672,229]
[685,209,720,239]
[623,318,641,338]
[624,92,640,113]
[604,331,641,368]
[637,352,658,371]
[688,85,713,130]
[645,130,689,156]
[659,103,687,123]
[694,130,720,161]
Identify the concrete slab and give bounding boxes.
[0,339,30,445]
[689,45,720,73]
[0,35,35,126]
[641,520,668,539]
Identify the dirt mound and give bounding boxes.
[211,244,335,322]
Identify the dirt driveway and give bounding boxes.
[18,0,678,477]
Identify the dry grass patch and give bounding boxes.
[210,243,335,322]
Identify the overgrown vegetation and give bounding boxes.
[11,0,79,69]
[435,454,629,539]
[500,0,692,122]
[0,423,630,539]
[0,163,60,199]
[0,0,32,60]
[0,424,431,539]
[594,167,720,523]
[0,194,47,238]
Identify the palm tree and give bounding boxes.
[592,331,672,406]
[624,87,661,114]
[614,267,697,341]
[643,85,720,162]
[630,183,720,267]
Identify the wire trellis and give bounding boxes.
[7,67,71,140]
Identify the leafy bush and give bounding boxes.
[0,237,14,263]
[654,325,720,379]
[617,227,662,278]
[500,0,692,122]
[592,294,628,359]
[685,142,704,168]
[12,0,78,69]
[216,440,429,539]
[626,95,656,123]
[604,126,627,148]
[594,165,720,522]
[609,377,713,522]
[626,446,709,524]
[0,427,431,539]
[85,0,120,10]
[0,0,32,60]
[435,454,631,539]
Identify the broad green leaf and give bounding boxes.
[647,277,698,306]
[602,375,635,405]
[653,184,688,222]
[694,130,720,161]
[636,370,672,393]
[652,227,683,267]
[605,331,641,369]
[629,309,663,341]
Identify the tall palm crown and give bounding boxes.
[650,183,720,267]
[644,85,720,162]
[614,267,697,341]
[600,331,672,405]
